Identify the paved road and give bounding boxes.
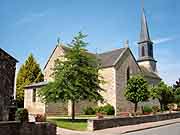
[57,118,180,135]
[123,123,180,135]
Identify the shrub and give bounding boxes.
[143,105,152,114]
[95,104,115,115]
[15,108,29,122]
[152,105,160,114]
[103,104,115,115]
[95,106,105,114]
[35,114,46,122]
[83,107,95,115]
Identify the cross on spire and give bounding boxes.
[141,0,144,10]
[57,37,61,45]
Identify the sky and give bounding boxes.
[0,0,180,85]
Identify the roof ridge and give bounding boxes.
[0,48,18,62]
[60,44,126,55]
[99,47,126,55]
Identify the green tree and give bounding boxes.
[124,74,150,112]
[38,32,104,120]
[174,87,180,105]
[151,81,174,111]
[173,78,180,89]
[16,54,44,107]
[173,79,180,105]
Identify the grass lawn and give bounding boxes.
[47,114,96,118]
[47,118,88,131]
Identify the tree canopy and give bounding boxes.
[174,87,180,104]
[38,32,104,119]
[151,81,174,110]
[16,54,44,107]
[173,78,180,89]
[124,74,150,112]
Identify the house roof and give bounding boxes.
[140,66,161,80]
[0,48,18,62]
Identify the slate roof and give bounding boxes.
[98,48,126,68]
[140,66,161,79]
[0,48,18,62]
[61,45,127,68]
[44,45,127,69]
[24,81,48,89]
[139,8,151,42]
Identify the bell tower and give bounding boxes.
[137,6,157,72]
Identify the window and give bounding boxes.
[32,89,36,102]
[127,67,130,82]
[149,45,153,57]
[142,46,145,57]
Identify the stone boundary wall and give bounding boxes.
[88,112,180,131]
[0,121,56,135]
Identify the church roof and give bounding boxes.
[62,45,127,68]
[139,8,151,43]
[0,48,18,62]
[98,48,126,68]
[44,45,127,69]
[140,66,161,79]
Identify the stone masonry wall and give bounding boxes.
[0,121,56,135]
[88,112,180,131]
[115,49,140,113]
[44,45,65,81]
[24,88,46,115]
[46,102,68,115]
[0,50,16,120]
[24,87,68,115]
[98,67,116,111]
[68,100,97,115]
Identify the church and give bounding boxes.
[24,8,161,116]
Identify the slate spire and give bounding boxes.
[140,9,151,42]
[137,2,157,73]
[138,5,154,60]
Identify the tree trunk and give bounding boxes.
[71,100,75,120]
[159,100,164,111]
[134,102,138,113]
[160,103,163,111]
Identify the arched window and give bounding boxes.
[127,67,130,82]
[142,46,145,57]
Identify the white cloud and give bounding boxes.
[159,63,180,85]
[16,11,48,24]
[133,36,176,45]
[153,37,175,44]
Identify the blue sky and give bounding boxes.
[1,0,180,85]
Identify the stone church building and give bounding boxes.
[24,8,161,116]
[0,48,18,120]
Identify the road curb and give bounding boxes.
[121,121,180,134]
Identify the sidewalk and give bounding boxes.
[56,118,180,135]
